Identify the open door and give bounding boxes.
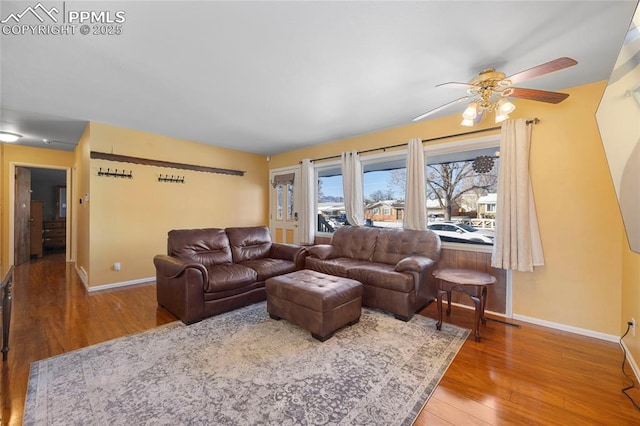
[269,168,299,244]
[14,166,31,265]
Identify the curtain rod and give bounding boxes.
[308,118,539,163]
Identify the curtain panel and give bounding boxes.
[491,118,545,272]
[341,151,365,226]
[403,138,427,230]
[299,159,315,245]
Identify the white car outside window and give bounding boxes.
[427,222,494,245]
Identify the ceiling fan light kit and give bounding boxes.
[414,57,577,127]
[462,102,479,120]
[0,131,22,143]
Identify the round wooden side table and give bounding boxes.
[433,268,496,342]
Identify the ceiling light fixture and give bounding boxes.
[459,69,516,126]
[0,131,22,143]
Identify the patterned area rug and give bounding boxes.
[24,302,468,425]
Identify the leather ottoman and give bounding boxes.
[265,269,363,341]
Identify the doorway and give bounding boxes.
[269,167,300,244]
[12,164,70,265]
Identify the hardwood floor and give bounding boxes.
[3,253,640,425]
[1,253,175,425]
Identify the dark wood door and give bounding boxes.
[15,166,31,265]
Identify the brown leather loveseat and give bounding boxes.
[305,226,441,321]
[154,226,306,324]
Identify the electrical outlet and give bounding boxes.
[632,318,636,337]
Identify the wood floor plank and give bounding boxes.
[2,253,640,425]
[422,396,493,425]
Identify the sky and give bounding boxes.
[320,170,403,199]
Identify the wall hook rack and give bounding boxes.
[158,174,185,183]
[98,167,133,178]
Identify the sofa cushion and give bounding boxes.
[305,257,372,278]
[168,228,232,267]
[240,258,297,282]
[226,226,272,263]
[205,263,257,293]
[372,228,440,265]
[330,226,380,260]
[347,263,414,293]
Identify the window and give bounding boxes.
[273,172,296,223]
[313,136,500,248]
[287,183,294,220]
[276,185,283,220]
[426,142,499,246]
[317,167,345,233]
[363,154,406,229]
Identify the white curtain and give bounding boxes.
[341,151,365,226]
[491,118,545,272]
[299,159,315,245]
[403,138,427,230]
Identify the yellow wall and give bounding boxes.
[83,122,269,287]
[510,82,623,334]
[271,80,626,335]
[0,144,75,271]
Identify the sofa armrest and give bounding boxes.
[306,244,336,260]
[394,256,435,273]
[269,243,307,269]
[153,255,209,282]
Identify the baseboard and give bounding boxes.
[621,340,640,383]
[447,301,507,319]
[87,277,155,293]
[513,313,619,343]
[75,265,88,288]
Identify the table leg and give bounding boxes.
[436,289,446,331]
[445,290,452,315]
[470,294,481,342]
[480,286,488,325]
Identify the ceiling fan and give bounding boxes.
[412,57,578,126]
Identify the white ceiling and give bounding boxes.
[1,1,638,155]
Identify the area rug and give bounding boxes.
[23,302,469,425]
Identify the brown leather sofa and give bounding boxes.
[305,226,441,321]
[154,226,306,324]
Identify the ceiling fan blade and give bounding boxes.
[412,96,470,122]
[506,57,577,84]
[436,81,476,89]
[510,87,570,104]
